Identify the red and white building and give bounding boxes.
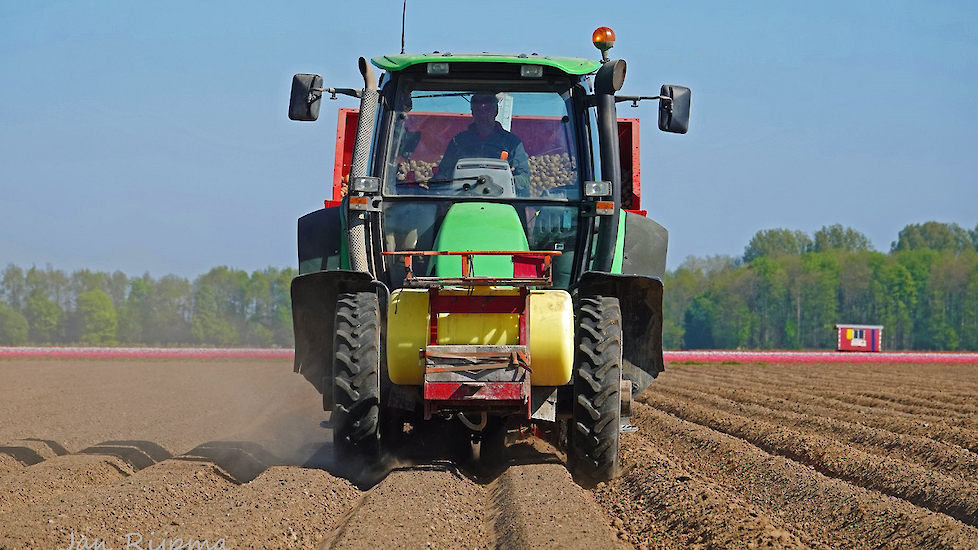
[835,324,883,352]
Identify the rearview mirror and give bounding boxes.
[658,84,690,134]
[289,73,323,121]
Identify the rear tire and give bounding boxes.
[332,291,382,462]
[568,296,622,486]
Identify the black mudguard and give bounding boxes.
[291,270,388,405]
[576,271,664,396]
[622,212,668,279]
[298,207,343,275]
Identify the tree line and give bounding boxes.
[663,222,978,351]
[2,221,976,351]
[0,265,295,347]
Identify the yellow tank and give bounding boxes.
[386,288,574,386]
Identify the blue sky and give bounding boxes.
[2,1,976,278]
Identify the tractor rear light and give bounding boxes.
[595,201,615,215]
[584,180,612,197]
[520,64,543,78]
[427,62,449,75]
[349,196,369,210]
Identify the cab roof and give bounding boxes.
[371,53,601,75]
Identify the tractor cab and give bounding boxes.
[378,64,594,289]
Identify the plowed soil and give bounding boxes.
[1,359,976,549]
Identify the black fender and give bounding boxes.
[291,270,389,405]
[298,207,343,275]
[575,271,664,396]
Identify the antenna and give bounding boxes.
[401,0,407,54]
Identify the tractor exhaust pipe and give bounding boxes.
[348,57,378,274]
[592,59,626,272]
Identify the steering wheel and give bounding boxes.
[460,177,504,197]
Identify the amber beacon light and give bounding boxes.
[592,26,616,61]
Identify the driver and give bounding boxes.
[437,93,531,197]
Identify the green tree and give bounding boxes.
[241,267,297,347]
[961,264,978,350]
[683,294,715,349]
[749,256,789,348]
[800,253,840,348]
[663,255,739,349]
[744,229,812,263]
[915,250,976,351]
[24,290,62,343]
[45,267,71,311]
[243,269,275,346]
[812,224,874,253]
[191,285,239,346]
[191,267,248,346]
[663,267,698,349]
[70,269,108,297]
[0,303,29,345]
[871,261,917,350]
[106,271,129,309]
[118,276,152,344]
[149,275,193,345]
[837,250,885,326]
[708,269,758,349]
[1,265,27,310]
[76,289,118,345]
[891,221,972,253]
[270,267,296,347]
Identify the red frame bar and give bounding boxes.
[428,288,439,345]
[383,250,560,286]
[424,381,525,401]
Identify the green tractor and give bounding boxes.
[288,27,689,486]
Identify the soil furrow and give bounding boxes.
[490,463,625,549]
[666,363,978,396]
[593,433,811,549]
[640,391,978,526]
[866,388,978,408]
[5,358,978,549]
[630,401,978,549]
[661,374,978,452]
[812,389,978,421]
[317,465,495,550]
[152,465,361,549]
[0,454,135,517]
[0,459,236,549]
[0,454,22,478]
[651,383,978,480]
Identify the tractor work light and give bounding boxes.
[584,180,612,197]
[520,64,543,78]
[351,176,380,193]
[427,62,449,75]
[592,27,616,61]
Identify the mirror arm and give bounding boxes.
[317,87,363,100]
[614,94,670,108]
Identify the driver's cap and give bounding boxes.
[471,93,499,106]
